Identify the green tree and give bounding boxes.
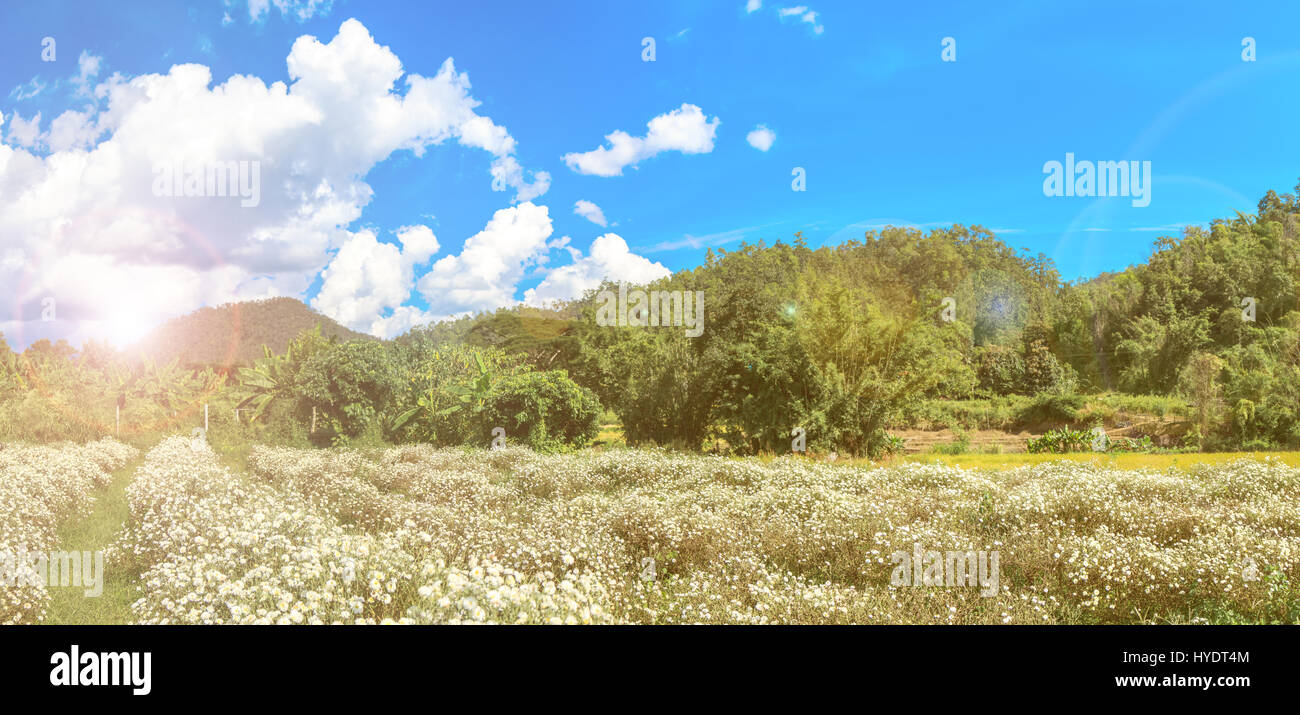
[298,340,402,441]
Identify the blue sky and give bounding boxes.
[2,0,1299,348]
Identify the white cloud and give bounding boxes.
[395,224,439,264]
[417,202,554,317]
[746,0,762,12]
[525,233,670,305]
[0,18,549,347]
[776,5,824,34]
[45,110,101,153]
[8,52,101,107]
[8,77,47,102]
[5,112,42,148]
[243,0,334,23]
[311,224,437,337]
[369,304,434,339]
[573,199,607,227]
[746,124,775,151]
[563,103,720,177]
[72,52,103,97]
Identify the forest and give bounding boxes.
[3,183,1298,457]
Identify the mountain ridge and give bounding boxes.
[131,297,374,368]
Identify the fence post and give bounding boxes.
[204,403,209,431]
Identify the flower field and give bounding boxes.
[6,437,1299,624]
[114,438,609,624]
[242,442,1300,624]
[0,439,139,624]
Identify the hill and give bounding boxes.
[132,297,374,368]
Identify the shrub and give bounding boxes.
[1026,427,1096,454]
[477,371,602,452]
[298,341,403,441]
[1015,392,1084,429]
[974,345,1024,395]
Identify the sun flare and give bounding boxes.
[103,312,153,348]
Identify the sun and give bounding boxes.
[104,312,153,348]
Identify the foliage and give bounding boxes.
[1014,392,1085,429]
[5,182,1300,456]
[298,340,403,443]
[476,371,602,452]
[1026,427,1098,454]
[390,345,598,451]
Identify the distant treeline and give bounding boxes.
[3,183,1298,454]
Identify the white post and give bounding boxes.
[116,405,120,436]
[204,403,209,431]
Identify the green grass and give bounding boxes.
[900,450,1300,471]
[592,423,625,448]
[41,457,143,625]
[754,449,1300,471]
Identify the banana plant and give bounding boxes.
[104,362,134,409]
[236,344,297,423]
[392,352,496,434]
[132,357,188,413]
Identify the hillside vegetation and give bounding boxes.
[131,297,372,368]
[2,183,1298,455]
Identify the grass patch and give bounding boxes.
[901,450,1300,471]
[593,423,625,448]
[42,457,143,625]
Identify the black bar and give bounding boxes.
[0,625,1286,703]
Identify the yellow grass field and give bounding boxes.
[902,451,1300,471]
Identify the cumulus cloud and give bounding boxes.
[524,233,670,306]
[0,18,548,346]
[310,225,437,337]
[417,202,554,317]
[746,0,762,12]
[562,103,720,177]
[746,124,775,151]
[573,199,607,227]
[45,110,102,153]
[5,112,42,148]
[395,224,439,264]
